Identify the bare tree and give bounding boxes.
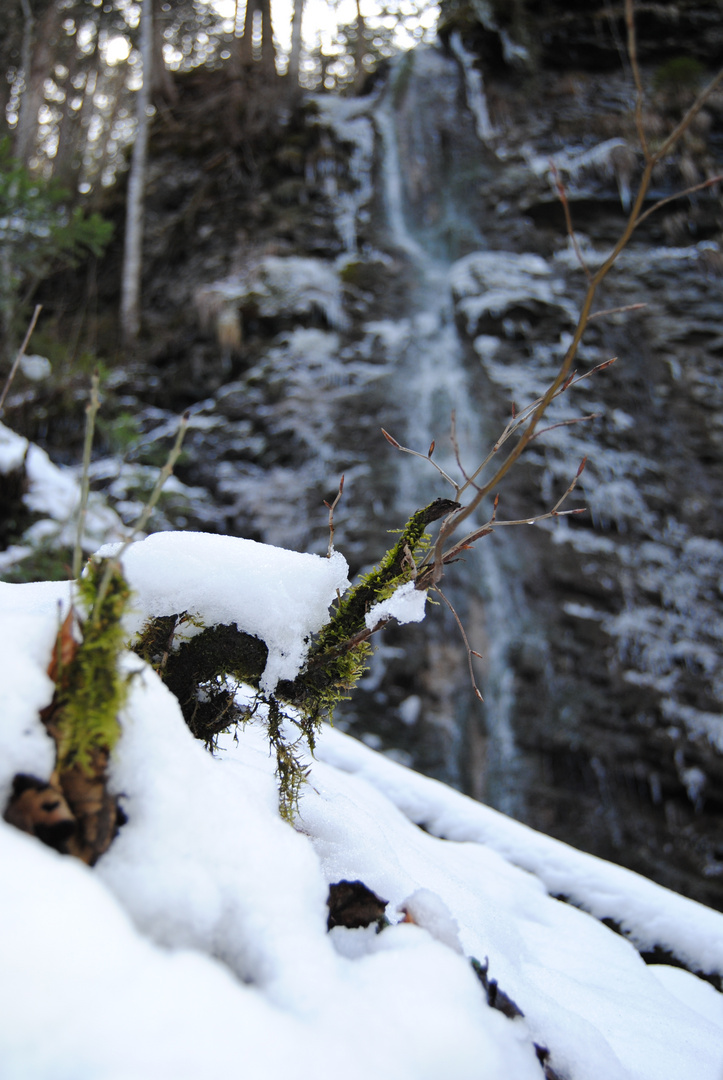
[15,0,62,164]
[240,0,277,78]
[120,0,153,347]
[287,0,304,91]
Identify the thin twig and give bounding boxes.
[90,411,190,624]
[625,0,649,160]
[73,371,101,580]
[550,161,590,279]
[566,357,617,384]
[589,304,646,322]
[324,474,344,557]
[126,411,190,542]
[381,427,458,489]
[0,304,42,414]
[530,413,600,442]
[449,410,481,495]
[654,69,723,163]
[635,173,723,228]
[431,586,484,701]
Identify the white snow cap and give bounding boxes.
[399,888,465,955]
[95,531,350,692]
[365,580,427,630]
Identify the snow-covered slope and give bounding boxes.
[1,538,722,1080]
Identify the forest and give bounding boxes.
[2,2,723,1077]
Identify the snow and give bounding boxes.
[310,94,376,253]
[315,728,723,976]
[195,255,349,333]
[0,421,124,572]
[365,579,427,629]
[450,251,577,334]
[95,531,350,692]
[1,530,723,1079]
[448,32,495,144]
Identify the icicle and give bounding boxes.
[448,32,495,146]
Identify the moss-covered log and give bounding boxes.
[128,499,459,818]
[134,615,269,741]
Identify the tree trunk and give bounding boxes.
[287,0,304,92]
[353,0,366,95]
[51,32,97,192]
[260,0,276,80]
[240,0,255,67]
[16,0,63,164]
[151,0,177,105]
[120,0,153,347]
[239,0,276,76]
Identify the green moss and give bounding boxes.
[133,615,268,742]
[311,498,456,657]
[286,498,458,727]
[54,559,131,775]
[127,499,457,821]
[265,697,311,822]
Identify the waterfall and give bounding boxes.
[370,45,531,816]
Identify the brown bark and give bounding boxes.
[121,0,153,346]
[15,0,63,164]
[287,0,304,91]
[151,0,177,106]
[239,0,276,76]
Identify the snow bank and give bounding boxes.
[315,726,723,978]
[1,537,723,1080]
[96,531,351,691]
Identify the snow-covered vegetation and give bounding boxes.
[2,522,723,1080]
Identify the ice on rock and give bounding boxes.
[96,531,350,692]
[450,251,577,335]
[195,255,348,334]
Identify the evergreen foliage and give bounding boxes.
[0,138,112,353]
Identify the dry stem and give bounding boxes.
[0,304,42,414]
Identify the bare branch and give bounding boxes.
[550,161,591,279]
[635,173,723,228]
[589,304,646,322]
[91,411,190,625]
[625,0,649,160]
[73,371,102,581]
[654,69,723,164]
[530,413,600,442]
[381,427,458,489]
[450,410,481,494]
[432,586,484,702]
[0,304,42,414]
[324,474,345,557]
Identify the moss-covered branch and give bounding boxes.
[129,499,458,820]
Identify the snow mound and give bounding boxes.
[96,531,351,691]
[1,539,723,1080]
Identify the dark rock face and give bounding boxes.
[17,6,723,908]
[433,13,723,907]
